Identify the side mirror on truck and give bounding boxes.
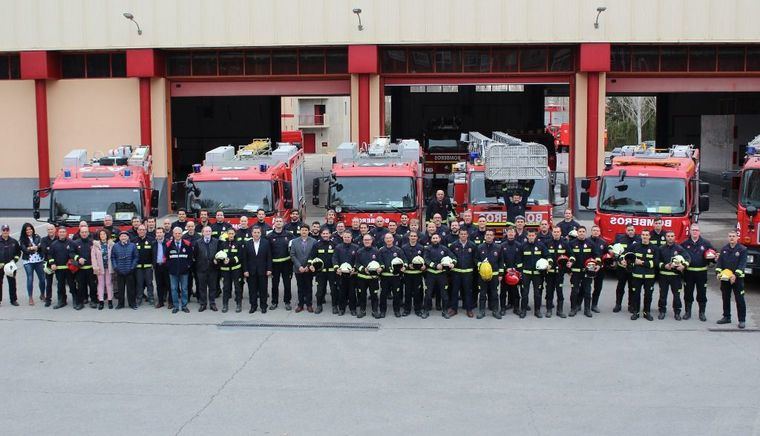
[698,182,710,195]
[312,178,321,206]
[560,183,569,199]
[580,192,590,208]
[580,179,591,190]
[698,195,710,213]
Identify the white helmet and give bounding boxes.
[535,258,550,271]
[339,262,353,273]
[610,243,625,256]
[440,256,454,268]
[214,250,228,261]
[568,229,578,239]
[391,256,405,274]
[3,261,17,276]
[671,254,686,266]
[411,255,425,270]
[367,260,381,274]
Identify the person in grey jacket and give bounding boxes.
[289,224,316,313]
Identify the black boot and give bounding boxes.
[584,308,592,318]
[222,302,229,313]
[657,311,666,320]
[545,307,553,318]
[674,312,682,321]
[477,310,485,319]
[699,311,707,322]
[683,304,692,320]
[492,310,502,320]
[534,309,543,318]
[591,305,600,313]
[716,316,731,325]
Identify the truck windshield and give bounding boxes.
[191,180,273,215]
[426,139,466,153]
[740,169,760,206]
[469,172,550,205]
[329,177,416,211]
[599,177,686,215]
[51,188,142,224]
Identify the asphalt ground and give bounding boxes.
[0,154,758,435]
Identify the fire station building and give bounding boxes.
[1,0,760,213]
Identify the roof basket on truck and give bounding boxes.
[63,145,151,173]
[462,131,548,180]
[335,137,420,166]
[200,143,299,170]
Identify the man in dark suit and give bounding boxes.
[194,225,220,312]
[289,224,317,313]
[152,227,170,309]
[243,227,272,314]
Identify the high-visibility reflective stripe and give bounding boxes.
[357,273,376,280]
[403,270,423,275]
[220,265,241,271]
[381,272,399,277]
[453,268,473,273]
[632,273,655,279]
[523,270,540,275]
[660,271,678,276]
[687,266,707,271]
[78,265,93,270]
[137,264,153,268]
[273,256,291,263]
[426,269,444,275]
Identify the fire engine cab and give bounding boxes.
[728,135,760,274]
[33,146,158,234]
[580,144,710,243]
[452,131,568,235]
[312,137,424,225]
[184,142,305,225]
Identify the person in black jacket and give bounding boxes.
[308,228,336,314]
[613,224,640,313]
[48,228,74,309]
[182,221,201,301]
[715,231,748,329]
[166,228,194,313]
[134,225,155,306]
[449,229,478,318]
[0,224,21,306]
[426,190,455,223]
[499,227,523,316]
[70,226,96,310]
[423,234,455,319]
[353,234,380,319]
[244,227,272,314]
[194,226,220,312]
[588,225,609,313]
[218,228,243,313]
[171,208,188,231]
[266,217,294,311]
[252,209,272,233]
[38,224,57,306]
[377,232,406,318]
[657,231,689,320]
[505,181,534,226]
[520,229,549,318]
[476,229,502,319]
[19,222,45,306]
[401,231,425,317]
[152,227,171,309]
[557,209,581,238]
[211,211,233,239]
[567,226,600,318]
[630,229,658,321]
[544,226,569,318]
[681,224,715,321]
[283,210,303,235]
[333,231,358,316]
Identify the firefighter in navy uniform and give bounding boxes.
[519,229,549,318]
[48,228,74,309]
[656,231,690,320]
[649,218,667,247]
[630,229,658,321]
[449,229,478,318]
[715,231,748,329]
[588,225,609,313]
[680,224,715,321]
[557,209,580,238]
[378,233,407,318]
[266,217,294,311]
[308,228,337,315]
[218,228,244,313]
[476,229,502,319]
[469,217,489,246]
[134,225,155,306]
[503,180,534,225]
[211,211,232,239]
[354,234,380,319]
[499,226,523,316]
[423,233,455,319]
[544,226,569,318]
[70,227,96,310]
[401,231,425,317]
[613,224,640,313]
[567,226,600,317]
[332,231,358,316]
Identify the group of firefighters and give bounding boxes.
[0,198,749,328]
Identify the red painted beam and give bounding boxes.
[586,72,600,178]
[358,74,370,145]
[34,80,50,189]
[139,78,152,146]
[348,45,378,74]
[579,43,611,72]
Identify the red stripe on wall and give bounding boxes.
[139,78,152,146]
[586,72,600,178]
[34,80,50,189]
[358,74,370,145]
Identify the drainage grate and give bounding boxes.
[219,320,380,330]
[708,328,759,333]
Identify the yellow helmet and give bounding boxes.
[479,261,493,282]
[220,232,229,241]
[719,269,735,281]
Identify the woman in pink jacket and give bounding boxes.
[91,229,115,310]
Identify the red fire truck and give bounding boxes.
[421,116,469,199]
[546,122,571,153]
[312,137,424,225]
[183,143,305,225]
[452,132,568,235]
[579,145,710,243]
[728,135,760,274]
[33,146,159,234]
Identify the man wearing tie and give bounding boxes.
[244,227,272,314]
[153,227,170,309]
[194,226,220,312]
[289,224,316,313]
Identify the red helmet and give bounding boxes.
[704,249,717,261]
[67,260,80,273]
[601,252,616,268]
[556,255,569,268]
[504,268,521,286]
[584,258,599,277]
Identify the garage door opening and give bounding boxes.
[170,95,281,183]
[384,83,567,197]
